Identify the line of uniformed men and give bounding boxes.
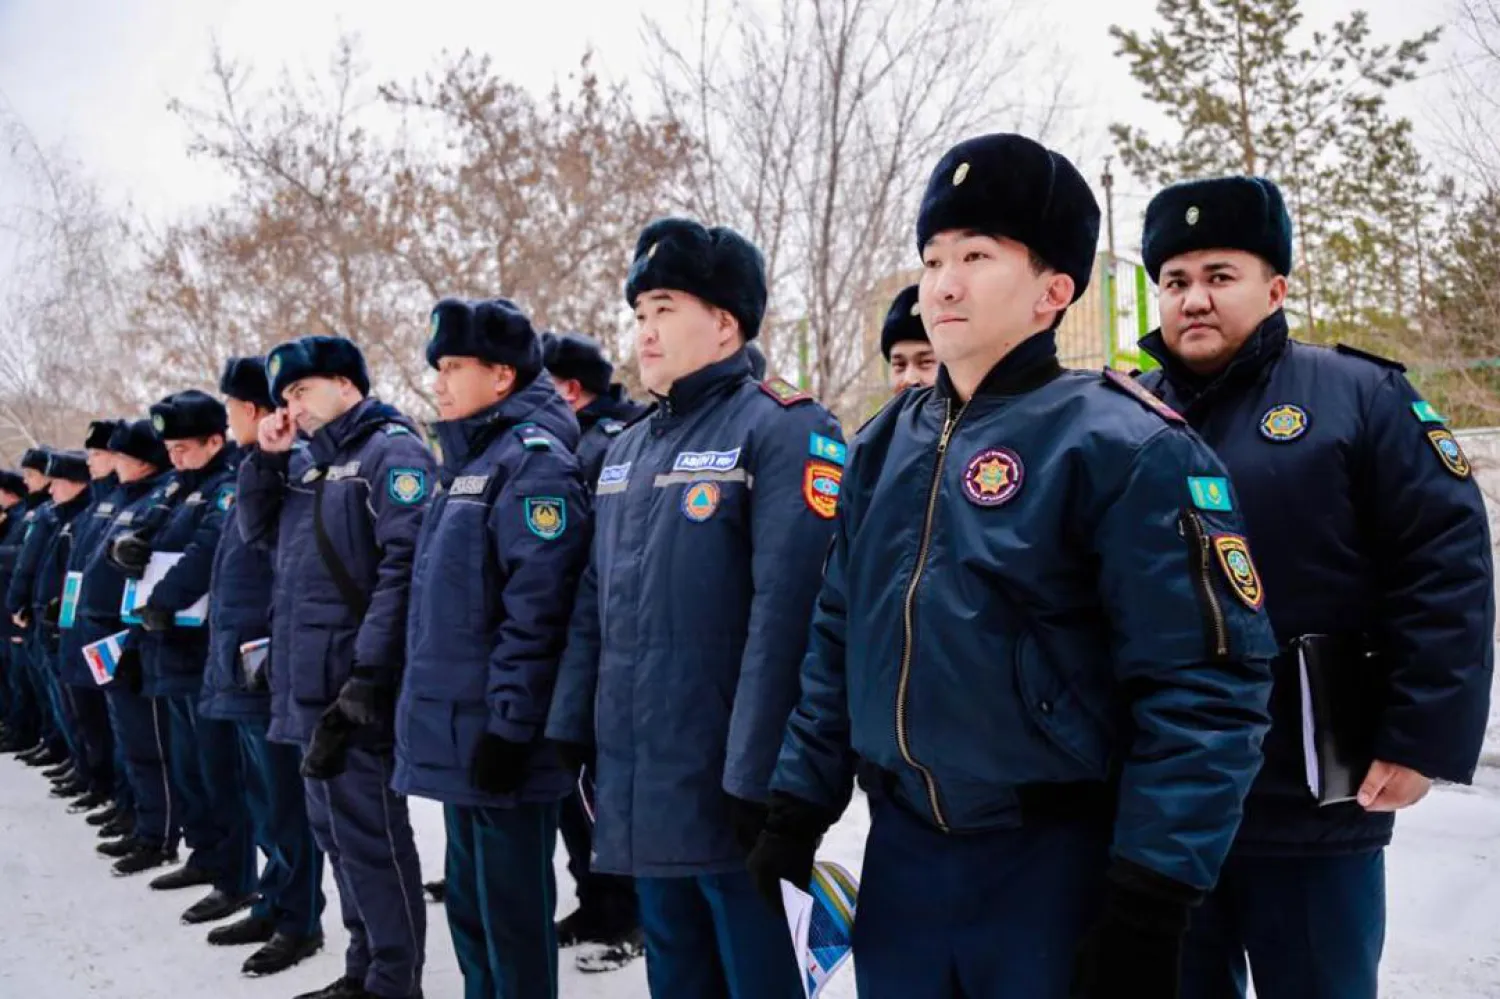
[0,127,1492,999]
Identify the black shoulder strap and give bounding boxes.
[311,467,370,620]
[306,415,410,619]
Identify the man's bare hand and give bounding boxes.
[258,409,296,453]
[1357,759,1432,812]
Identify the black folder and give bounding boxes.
[1295,635,1380,806]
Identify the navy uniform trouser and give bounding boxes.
[1179,849,1385,999]
[4,640,39,745]
[559,778,637,933]
[103,693,135,815]
[852,795,1111,999]
[303,745,425,999]
[0,643,9,719]
[66,683,115,796]
[444,801,560,999]
[35,640,84,764]
[21,637,65,754]
[164,694,254,893]
[106,686,176,848]
[635,868,803,999]
[240,722,325,937]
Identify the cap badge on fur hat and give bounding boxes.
[1186,206,1201,226]
[952,162,970,186]
[268,354,282,378]
[909,301,920,317]
[152,414,166,433]
[647,242,659,260]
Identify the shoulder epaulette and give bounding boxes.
[514,423,555,451]
[1334,344,1406,372]
[599,418,626,437]
[1100,367,1185,424]
[758,376,812,407]
[382,423,416,437]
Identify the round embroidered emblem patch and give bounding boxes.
[961,447,1023,507]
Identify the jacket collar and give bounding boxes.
[309,398,408,466]
[175,441,236,493]
[55,490,92,518]
[934,330,1063,403]
[433,383,541,478]
[654,349,753,419]
[1140,310,1290,406]
[120,468,170,502]
[578,384,642,430]
[90,474,118,503]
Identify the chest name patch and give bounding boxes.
[673,448,741,474]
[449,475,490,497]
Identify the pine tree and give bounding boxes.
[1110,0,1439,336]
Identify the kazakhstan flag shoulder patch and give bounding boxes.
[1188,476,1233,512]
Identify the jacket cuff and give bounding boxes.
[350,665,400,686]
[765,790,841,840]
[1372,731,1475,786]
[1105,859,1202,936]
[253,448,292,473]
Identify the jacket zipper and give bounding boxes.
[896,397,967,831]
[1182,509,1229,660]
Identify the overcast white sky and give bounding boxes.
[0,0,1468,261]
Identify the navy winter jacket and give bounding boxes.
[771,333,1278,893]
[201,446,274,723]
[548,349,845,877]
[1138,310,1495,855]
[57,477,126,687]
[395,375,592,807]
[6,495,57,622]
[31,491,92,659]
[576,385,647,488]
[68,470,179,681]
[238,398,436,745]
[139,444,239,698]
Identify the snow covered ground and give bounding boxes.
[0,765,1497,997]
[1,667,1497,999]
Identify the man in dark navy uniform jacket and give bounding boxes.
[239,336,434,999]
[397,297,592,997]
[753,135,1278,999]
[548,216,844,998]
[1135,176,1495,999]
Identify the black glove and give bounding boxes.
[139,605,174,633]
[112,647,143,694]
[746,791,839,907]
[107,532,152,578]
[42,599,60,628]
[301,706,356,780]
[727,794,769,855]
[470,733,533,795]
[334,668,397,728]
[1069,862,1196,999]
[553,740,594,776]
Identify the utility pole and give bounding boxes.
[1102,156,1117,263]
[1101,157,1118,366]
